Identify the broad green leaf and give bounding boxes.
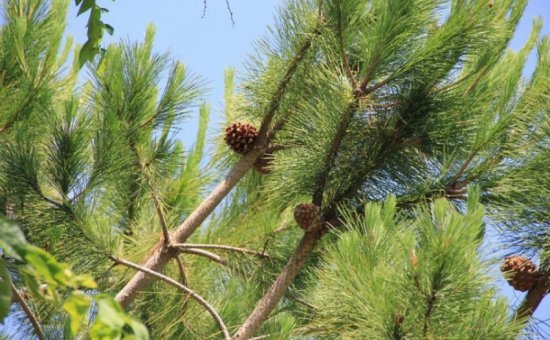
[127,320,149,340]
[93,296,125,329]
[63,291,92,338]
[74,274,98,289]
[90,295,149,340]
[104,24,114,35]
[0,218,27,260]
[79,41,100,68]
[0,259,12,322]
[24,246,70,287]
[76,0,94,16]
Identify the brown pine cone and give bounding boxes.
[294,203,322,232]
[500,256,539,292]
[224,122,258,154]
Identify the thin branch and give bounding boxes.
[249,335,270,340]
[174,243,270,259]
[109,255,230,340]
[151,190,171,245]
[362,75,392,96]
[336,10,357,89]
[10,281,46,340]
[179,248,230,267]
[174,255,188,286]
[312,102,358,205]
[422,290,437,337]
[257,29,319,140]
[179,247,253,279]
[201,0,207,18]
[225,0,235,26]
[312,74,392,205]
[286,292,316,310]
[463,67,488,96]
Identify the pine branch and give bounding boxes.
[312,75,391,205]
[233,226,328,339]
[180,244,315,311]
[175,243,270,259]
[115,24,319,308]
[174,255,188,286]
[312,102,357,205]
[115,146,266,308]
[0,87,40,134]
[10,281,46,340]
[256,29,320,140]
[422,290,437,337]
[151,189,171,245]
[179,248,232,268]
[234,74,391,334]
[109,255,231,340]
[286,292,316,310]
[335,8,357,89]
[463,67,489,96]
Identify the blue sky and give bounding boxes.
[69,0,550,336]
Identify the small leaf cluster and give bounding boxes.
[0,218,149,339]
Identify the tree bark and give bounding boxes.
[232,226,327,339]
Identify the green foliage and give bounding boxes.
[304,192,523,339]
[0,259,12,321]
[89,295,149,340]
[0,0,549,338]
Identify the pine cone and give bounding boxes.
[225,123,258,154]
[500,256,539,292]
[294,203,322,232]
[253,154,273,174]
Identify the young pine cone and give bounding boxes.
[225,122,258,154]
[294,203,322,232]
[500,256,539,292]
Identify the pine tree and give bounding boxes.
[1,0,549,339]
